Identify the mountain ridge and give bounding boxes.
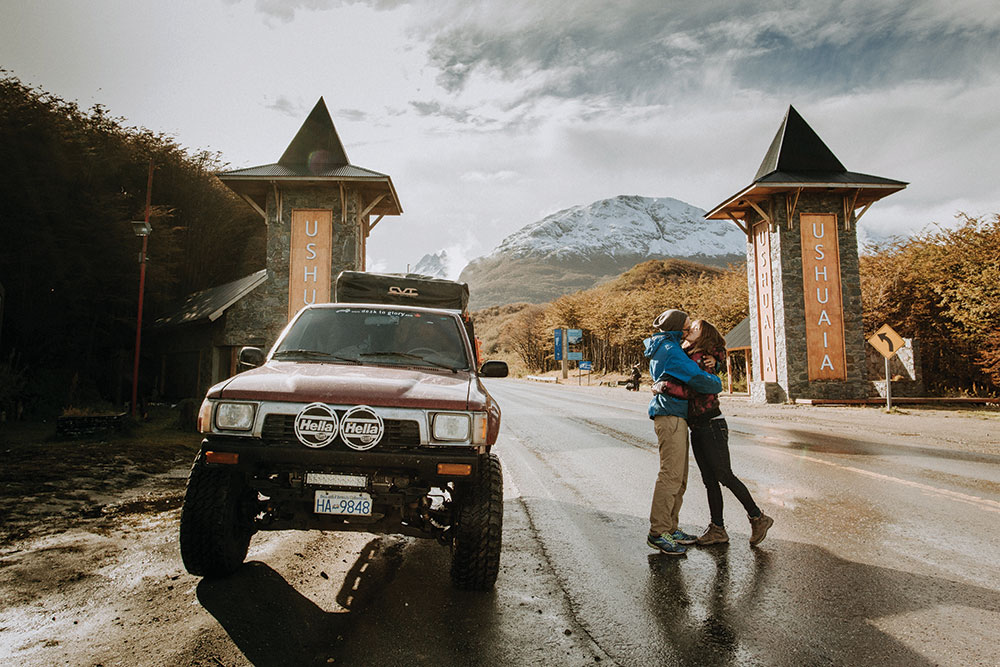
[456,195,746,309]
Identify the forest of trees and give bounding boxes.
[477,214,1000,396]
[859,213,1000,394]
[0,73,265,416]
[481,259,748,374]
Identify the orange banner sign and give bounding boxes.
[800,213,846,380]
[289,209,333,320]
[752,221,778,382]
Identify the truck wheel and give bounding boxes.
[450,453,503,591]
[179,460,256,578]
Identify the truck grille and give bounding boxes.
[261,414,421,448]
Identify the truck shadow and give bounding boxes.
[196,536,407,666]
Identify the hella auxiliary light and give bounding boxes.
[215,402,256,431]
[432,413,471,441]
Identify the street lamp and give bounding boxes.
[131,159,154,419]
[131,219,151,418]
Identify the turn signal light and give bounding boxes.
[205,451,239,465]
[437,463,472,476]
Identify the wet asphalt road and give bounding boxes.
[338,381,1000,665]
[198,379,1000,666]
[483,379,1000,666]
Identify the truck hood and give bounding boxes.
[211,361,478,410]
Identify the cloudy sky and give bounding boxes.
[3,0,999,276]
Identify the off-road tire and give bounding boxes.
[179,459,256,578]
[450,453,503,590]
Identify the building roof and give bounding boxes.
[706,105,906,222]
[153,269,267,328]
[217,97,402,217]
[724,315,752,351]
[753,105,845,180]
[278,97,349,167]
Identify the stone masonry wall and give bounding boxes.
[748,192,870,402]
[223,185,362,351]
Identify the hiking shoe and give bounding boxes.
[696,523,729,546]
[671,529,698,545]
[749,513,774,545]
[647,532,687,556]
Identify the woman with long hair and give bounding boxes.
[673,319,773,546]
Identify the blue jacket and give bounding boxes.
[644,331,723,419]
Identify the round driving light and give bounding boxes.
[340,406,384,451]
[294,403,340,448]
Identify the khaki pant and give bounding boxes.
[649,415,690,536]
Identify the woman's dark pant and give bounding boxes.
[690,418,760,527]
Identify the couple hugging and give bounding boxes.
[643,308,773,556]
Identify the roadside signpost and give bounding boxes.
[556,328,584,380]
[579,360,592,385]
[868,323,905,411]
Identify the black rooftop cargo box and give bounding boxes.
[335,271,470,312]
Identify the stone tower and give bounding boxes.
[706,106,906,403]
[217,98,402,346]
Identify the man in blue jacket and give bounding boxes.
[644,309,723,556]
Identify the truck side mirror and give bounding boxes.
[238,346,265,369]
[479,360,509,378]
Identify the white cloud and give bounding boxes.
[459,170,520,184]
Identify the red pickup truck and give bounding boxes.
[179,273,508,590]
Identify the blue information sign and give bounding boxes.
[553,328,563,361]
[568,351,583,361]
[579,360,592,370]
[567,329,583,345]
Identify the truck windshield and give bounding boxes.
[274,307,472,371]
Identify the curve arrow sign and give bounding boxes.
[878,333,895,352]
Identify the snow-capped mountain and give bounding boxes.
[460,195,746,309]
[412,250,449,279]
[493,195,745,260]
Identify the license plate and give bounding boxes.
[305,472,367,488]
[314,490,372,516]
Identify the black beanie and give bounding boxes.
[653,309,688,332]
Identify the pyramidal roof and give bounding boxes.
[278,97,349,168]
[705,104,906,222]
[754,105,846,181]
[216,97,402,217]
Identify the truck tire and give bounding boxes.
[450,453,503,590]
[179,460,256,578]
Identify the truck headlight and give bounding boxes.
[432,413,471,441]
[215,402,256,431]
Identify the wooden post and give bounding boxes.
[885,355,892,412]
[726,353,733,393]
[744,351,751,394]
[561,329,568,380]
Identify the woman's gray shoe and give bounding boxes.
[749,513,774,545]
[696,523,729,545]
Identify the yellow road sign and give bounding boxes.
[868,323,905,359]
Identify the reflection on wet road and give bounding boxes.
[489,379,1000,665]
